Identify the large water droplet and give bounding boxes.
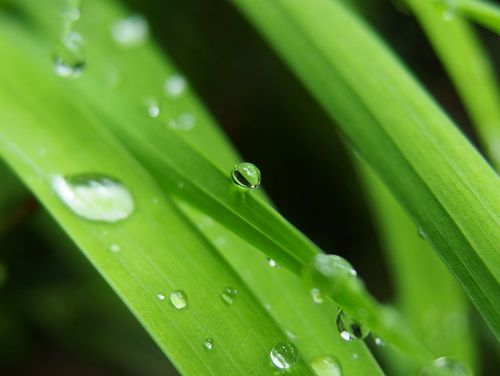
[52,174,134,222]
[53,31,85,78]
[419,357,469,376]
[270,342,298,370]
[203,337,214,350]
[301,254,358,304]
[221,287,238,305]
[231,162,261,189]
[336,310,369,341]
[111,14,149,47]
[170,290,188,310]
[164,74,187,98]
[310,355,342,376]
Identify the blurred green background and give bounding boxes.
[1,0,498,374]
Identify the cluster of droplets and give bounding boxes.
[53,0,86,78]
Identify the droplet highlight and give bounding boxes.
[310,288,324,304]
[144,98,160,118]
[231,162,261,189]
[53,31,86,78]
[221,287,238,305]
[203,337,214,350]
[267,258,280,268]
[270,342,298,370]
[157,293,165,301]
[109,244,121,253]
[310,355,342,376]
[169,113,196,130]
[170,290,188,310]
[111,14,149,47]
[336,310,369,341]
[52,174,134,222]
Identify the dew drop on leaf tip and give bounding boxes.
[270,342,298,370]
[231,162,261,189]
[52,174,134,222]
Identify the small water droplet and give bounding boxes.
[169,113,196,130]
[270,342,298,370]
[164,74,187,98]
[52,174,134,222]
[286,330,296,340]
[268,258,280,268]
[419,357,469,376]
[53,31,85,78]
[170,290,188,310]
[417,227,427,239]
[310,288,324,304]
[336,310,369,341]
[157,293,165,301]
[231,162,261,189]
[203,337,214,350]
[310,355,342,376]
[109,244,121,253]
[111,14,149,47]
[373,335,385,346]
[221,287,238,305]
[435,0,457,21]
[144,98,160,118]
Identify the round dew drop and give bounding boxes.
[111,14,149,47]
[231,162,261,189]
[53,31,86,78]
[164,74,187,98]
[52,174,134,223]
[221,287,238,305]
[203,338,214,350]
[336,310,369,341]
[419,357,469,376]
[170,290,188,310]
[310,355,342,376]
[267,258,280,268]
[269,342,299,370]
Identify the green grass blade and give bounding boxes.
[228,0,500,339]
[359,162,476,373]
[0,28,316,376]
[406,0,500,170]
[451,0,500,33]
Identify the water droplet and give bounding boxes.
[270,342,298,370]
[301,254,358,304]
[417,227,427,239]
[52,174,134,222]
[169,113,196,130]
[170,290,188,310]
[109,244,121,253]
[157,293,165,301]
[419,357,469,376]
[267,258,280,268]
[310,355,342,376]
[61,0,81,22]
[231,162,261,189]
[203,337,214,350]
[310,288,324,304]
[336,310,369,341]
[435,0,457,21]
[221,287,238,305]
[111,14,149,47]
[286,330,296,340]
[53,31,85,78]
[164,74,187,98]
[373,335,385,346]
[144,98,160,118]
